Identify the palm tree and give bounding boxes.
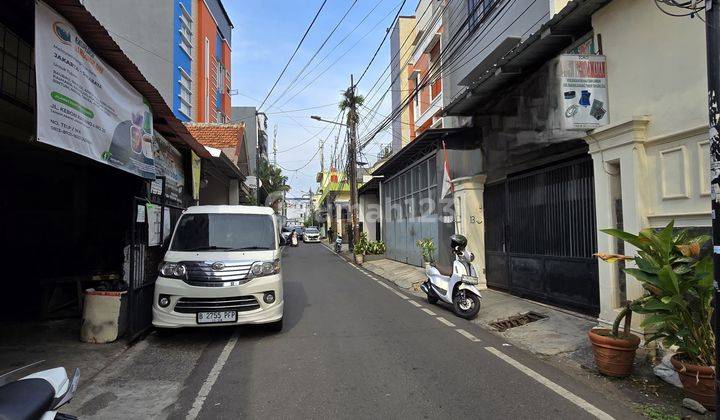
[339,86,364,128]
[257,157,290,208]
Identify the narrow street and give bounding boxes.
[152,243,638,419]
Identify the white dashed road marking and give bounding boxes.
[186,330,239,419]
[392,290,409,299]
[455,329,481,342]
[436,317,455,327]
[420,308,437,316]
[408,300,422,307]
[484,347,614,420]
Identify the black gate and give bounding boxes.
[484,156,599,315]
[126,178,185,340]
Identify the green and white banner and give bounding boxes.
[35,1,155,178]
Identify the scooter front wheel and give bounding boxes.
[453,291,480,319]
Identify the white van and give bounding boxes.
[152,205,283,331]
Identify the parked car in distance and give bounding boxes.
[303,227,320,243]
[153,205,283,331]
[280,226,292,244]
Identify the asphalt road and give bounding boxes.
[169,243,640,419]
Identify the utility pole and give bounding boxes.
[704,0,720,411]
[273,124,278,166]
[348,74,359,248]
[320,139,325,173]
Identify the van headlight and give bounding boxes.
[159,262,187,279]
[250,259,280,277]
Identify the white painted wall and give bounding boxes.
[588,0,709,327]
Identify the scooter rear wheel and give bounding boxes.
[427,293,438,305]
[453,292,480,319]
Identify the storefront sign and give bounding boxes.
[151,134,185,205]
[35,2,155,178]
[558,55,609,131]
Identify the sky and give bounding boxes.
[223,0,417,197]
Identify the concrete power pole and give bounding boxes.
[704,0,720,409]
[272,124,278,166]
[320,139,325,173]
[348,74,359,248]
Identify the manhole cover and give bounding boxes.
[489,311,547,332]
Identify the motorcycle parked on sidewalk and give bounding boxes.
[420,234,482,319]
[0,364,80,420]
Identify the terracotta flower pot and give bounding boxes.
[588,328,640,377]
[670,355,716,411]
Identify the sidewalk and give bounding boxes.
[326,244,703,418]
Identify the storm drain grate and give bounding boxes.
[489,311,547,332]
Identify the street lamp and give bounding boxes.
[310,115,348,127]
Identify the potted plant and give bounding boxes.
[353,241,365,264]
[587,301,641,377]
[596,221,715,409]
[416,238,436,268]
[354,232,369,264]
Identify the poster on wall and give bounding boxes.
[151,134,185,204]
[35,1,155,178]
[191,151,202,201]
[558,54,609,131]
[147,204,171,246]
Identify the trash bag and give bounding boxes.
[653,353,682,388]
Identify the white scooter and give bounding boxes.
[0,364,80,419]
[421,234,482,319]
[290,232,299,247]
[334,235,342,253]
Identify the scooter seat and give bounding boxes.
[430,262,453,277]
[0,378,55,420]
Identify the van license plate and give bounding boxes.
[197,311,237,324]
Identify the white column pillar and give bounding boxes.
[586,117,650,328]
[228,179,240,205]
[452,175,487,289]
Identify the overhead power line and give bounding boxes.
[354,0,408,87]
[267,0,359,110]
[258,0,329,111]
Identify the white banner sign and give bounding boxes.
[558,55,609,131]
[35,2,155,178]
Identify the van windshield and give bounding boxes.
[170,213,276,252]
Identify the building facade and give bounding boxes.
[83,0,233,123]
[585,0,709,327]
[390,16,417,152]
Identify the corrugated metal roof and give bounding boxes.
[44,0,211,158]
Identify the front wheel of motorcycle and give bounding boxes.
[453,291,480,319]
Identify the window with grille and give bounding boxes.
[178,4,193,57]
[178,68,192,117]
[0,23,35,109]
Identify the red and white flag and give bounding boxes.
[441,140,454,199]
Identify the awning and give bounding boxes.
[204,146,245,180]
[358,177,381,196]
[444,0,608,116]
[371,128,473,177]
[43,0,211,158]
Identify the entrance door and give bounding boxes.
[484,156,599,315]
[484,183,509,289]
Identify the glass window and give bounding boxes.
[412,165,420,192]
[428,155,437,186]
[419,160,428,189]
[171,213,276,251]
[404,172,411,197]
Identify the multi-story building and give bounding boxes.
[83,0,233,123]
[407,0,445,139]
[390,16,417,152]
